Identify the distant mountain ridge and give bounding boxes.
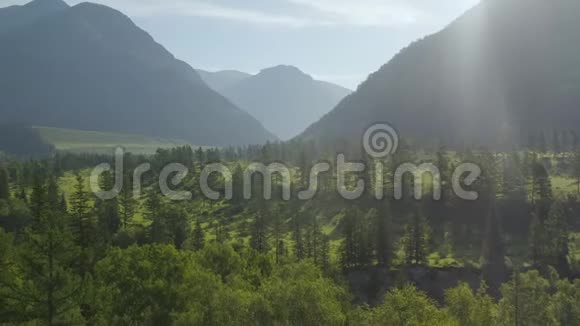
[301,0,580,149]
[201,65,352,140]
[0,0,276,146]
[196,69,252,93]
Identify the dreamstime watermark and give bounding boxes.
[90,123,482,201]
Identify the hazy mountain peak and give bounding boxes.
[25,0,69,10]
[219,65,352,140]
[0,0,69,32]
[258,65,313,82]
[70,2,133,24]
[196,69,252,92]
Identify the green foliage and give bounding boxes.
[3,149,580,325]
[149,204,190,249]
[4,212,81,324]
[94,244,220,325]
[497,270,553,326]
[196,243,245,283]
[351,285,455,326]
[91,243,348,325]
[258,262,348,326]
[549,279,580,325]
[445,282,497,326]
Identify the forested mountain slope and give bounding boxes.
[0,0,275,146]
[301,0,580,149]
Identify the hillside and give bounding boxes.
[0,125,53,157]
[0,0,275,147]
[216,65,352,140]
[301,0,580,148]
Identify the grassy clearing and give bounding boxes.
[552,176,578,197]
[35,126,191,155]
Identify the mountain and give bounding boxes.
[301,0,580,149]
[197,69,252,93]
[0,0,275,146]
[214,65,352,140]
[0,0,69,33]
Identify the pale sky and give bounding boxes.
[1,0,480,88]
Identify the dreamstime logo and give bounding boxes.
[363,123,399,158]
[90,123,482,202]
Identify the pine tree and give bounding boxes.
[340,213,357,269]
[231,164,245,204]
[319,235,331,273]
[119,174,137,229]
[272,213,285,264]
[529,211,547,268]
[250,214,268,253]
[355,212,373,267]
[70,174,95,276]
[95,171,121,243]
[340,210,372,268]
[69,174,97,321]
[373,206,393,267]
[10,211,80,325]
[165,207,189,249]
[195,147,205,164]
[144,185,161,222]
[293,220,305,260]
[276,240,287,264]
[529,160,552,207]
[46,175,60,212]
[149,214,170,245]
[0,166,9,200]
[305,219,323,263]
[481,199,506,287]
[545,202,571,275]
[30,172,47,223]
[59,193,68,212]
[402,212,431,266]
